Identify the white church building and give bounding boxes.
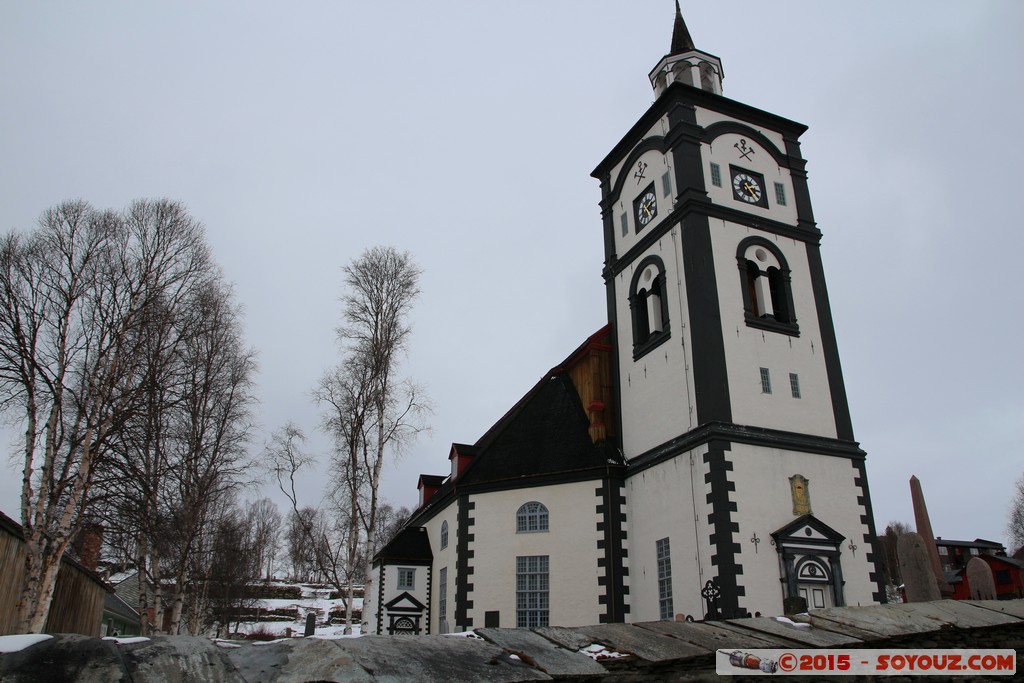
[366,5,885,636]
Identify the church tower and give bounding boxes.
[593,3,885,619]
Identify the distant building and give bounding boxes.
[366,6,884,634]
[935,538,1006,573]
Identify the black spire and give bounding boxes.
[670,0,695,55]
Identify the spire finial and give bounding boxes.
[670,0,696,55]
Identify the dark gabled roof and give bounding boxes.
[458,372,618,487]
[771,514,846,545]
[103,592,141,623]
[374,526,432,565]
[418,474,446,488]
[450,443,479,457]
[670,0,696,55]
[935,537,1006,551]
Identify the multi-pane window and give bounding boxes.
[440,520,449,549]
[397,567,415,590]
[620,212,629,237]
[656,538,673,621]
[760,367,772,394]
[789,373,801,399]
[710,162,722,187]
[516,555,549,628]
[661,171,672,197]
[439,567,448,632]
[516,502,549,533]
[774,181,787,206]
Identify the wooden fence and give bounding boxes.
[0,511,108,636]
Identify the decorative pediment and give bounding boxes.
[772,514,845,547]
[384,591,425,613]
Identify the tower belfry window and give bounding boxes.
[629,256,671,359]
[736,238,799,336]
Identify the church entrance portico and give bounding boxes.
[772,515,846,610]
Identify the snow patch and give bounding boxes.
[579,643,628,661]
[212,639,242,648]
[251,639,288,646]
[102,636,151,645]
[441,630,482,639]
[0,634,52,653]
[773,616,811,628]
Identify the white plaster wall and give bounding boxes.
[366,564,382,633]
[607,118,673,254]
[710,218,838,437]
[694,108,789,155]
[613,232,695,458]
[421,502,457,634]
[376,551,432,632]
[466,481,603,629]
[625,446,713,622]
[700,133,798,226]
[728,443,879,615]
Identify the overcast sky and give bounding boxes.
[1,1,1021,550]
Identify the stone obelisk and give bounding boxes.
[909,475,954,598]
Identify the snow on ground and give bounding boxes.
[234,619,363,639]
[255,597,362,611]
[212,639,242,648]
[102,636,151,645]
[441,630,482,640]
[579,643,629,661]
[0,634,52,653]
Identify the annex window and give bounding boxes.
[440,520,449,550]
[760,367,772,394]
[656,538,673,621]
[629,256,671,359]
[516,555,549,628]
[516,502,549,533]
[789,373,801,399]
[736,238,798,336]
[439,567,448,632]
[710,162,722,187]
[397,567,415,590]
[774,181,787,206]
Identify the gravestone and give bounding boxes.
[783,596,807,615]
[304,612,316,637]
[898,532,941,602]
[909,475,954,597]
[966,557,996,600]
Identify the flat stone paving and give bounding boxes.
[1,600,1020,682]
[810,600,1022,639]
[477,627,605,676]
[723,615,864,647]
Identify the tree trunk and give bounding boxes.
[15,533,66,633]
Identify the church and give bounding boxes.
[365,5,885,636]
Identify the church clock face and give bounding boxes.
[634,184,658,231]
[730,166,768,208]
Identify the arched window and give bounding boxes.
[516,502,549,533]
[440,520,448,550]
[736,239,798,335]
[629,256,671,358]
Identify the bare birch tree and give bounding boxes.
[1008,474,1024,556]
[315,246,429,632]
[0,199,215,633]
[163,281,256,634]
[248,497,283,580]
